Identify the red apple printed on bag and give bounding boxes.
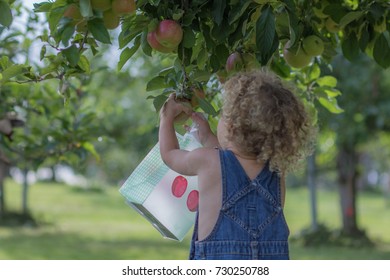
[187,190,199,212]
[171,175,188,198]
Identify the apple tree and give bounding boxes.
[0,0,388,112]
[319,54,390,237]
[0,2,102,218]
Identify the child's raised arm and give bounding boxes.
[159,94,207,176]
[188,112,220,148]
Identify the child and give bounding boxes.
[159,69,316,260]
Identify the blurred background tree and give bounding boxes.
[0,1,167,219]
[309,54,390,240]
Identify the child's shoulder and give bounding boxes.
[191,147,221,176]
[191,146,219,157]
[190,146,219,165]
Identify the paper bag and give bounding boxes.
[119,132,201,241]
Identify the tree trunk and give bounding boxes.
[337,146,360,235]
[22,168,29,215]
[307,153,318,231]
[0,160,9,219]
[0,180,4,219]
[51,166,57,182]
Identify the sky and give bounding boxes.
[23,0,35,9]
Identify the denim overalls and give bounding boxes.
[189,149,290,260]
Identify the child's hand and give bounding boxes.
[187,112,219,148]
[160,93,193,122]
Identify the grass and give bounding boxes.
[0,179,389,260]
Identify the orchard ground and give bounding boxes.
[0,179,389,260]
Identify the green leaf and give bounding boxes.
[270,60,291,78]
[303,99,318,126]
[197,48,208,70]
[324,88,342,98]
[182,11,195,26]
[256,6,276,57]
[0,0,13,27]
[308,64,321,81]
[182,27,196,48]
[190,34,203,63]
[88,18,111,44]
[286,9,300,46]
[62,45,80,67]
[158,67,174,77]
[323,4,347,22]
[191,70,211,82]
[280,0,296,12]
[118,36,141,71]
[198,98,218,117]
[60,24,75,47]
[0,64,29,83]
[33,2,53,12]
[211,17,229,43]
[318,97,344,114]
[149,94,168,112]
[373,33,390,69]
[140,31,152,57]
[39,45,47,61]
[212,0,226,26]
[118,34,130,50]
[120,19,147,49]
[82,142,100,161]
[146,76,167,92]
[78,55,90,73]
[339,11,363,27]
[201,23,216,51]
[228,1,251,25]
[0,55,9,69]
[316,76,337,87]
[172,9,184,21]
[359,25,370,51]
[257,31,278,65]
[313,86,341,98]
[369,2,386,21]
[342,32,360,62]
[215,44,229,65]
[48,6,67,34]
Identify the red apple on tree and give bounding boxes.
[91,0,111,12]
[147,31,176,53]
[103,10,120,30]
[225,52,244,73]
[155,20,183,49]
[190,87,206,108]
[173,100,192,124]
[112,0,135,15]
[63,4,82,21]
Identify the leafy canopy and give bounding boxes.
[1,0,390,116]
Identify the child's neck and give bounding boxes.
[226,145,266,180]
[229,149,257,161]
[224,142,258,161]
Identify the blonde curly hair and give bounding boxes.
[222,69,316,173]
